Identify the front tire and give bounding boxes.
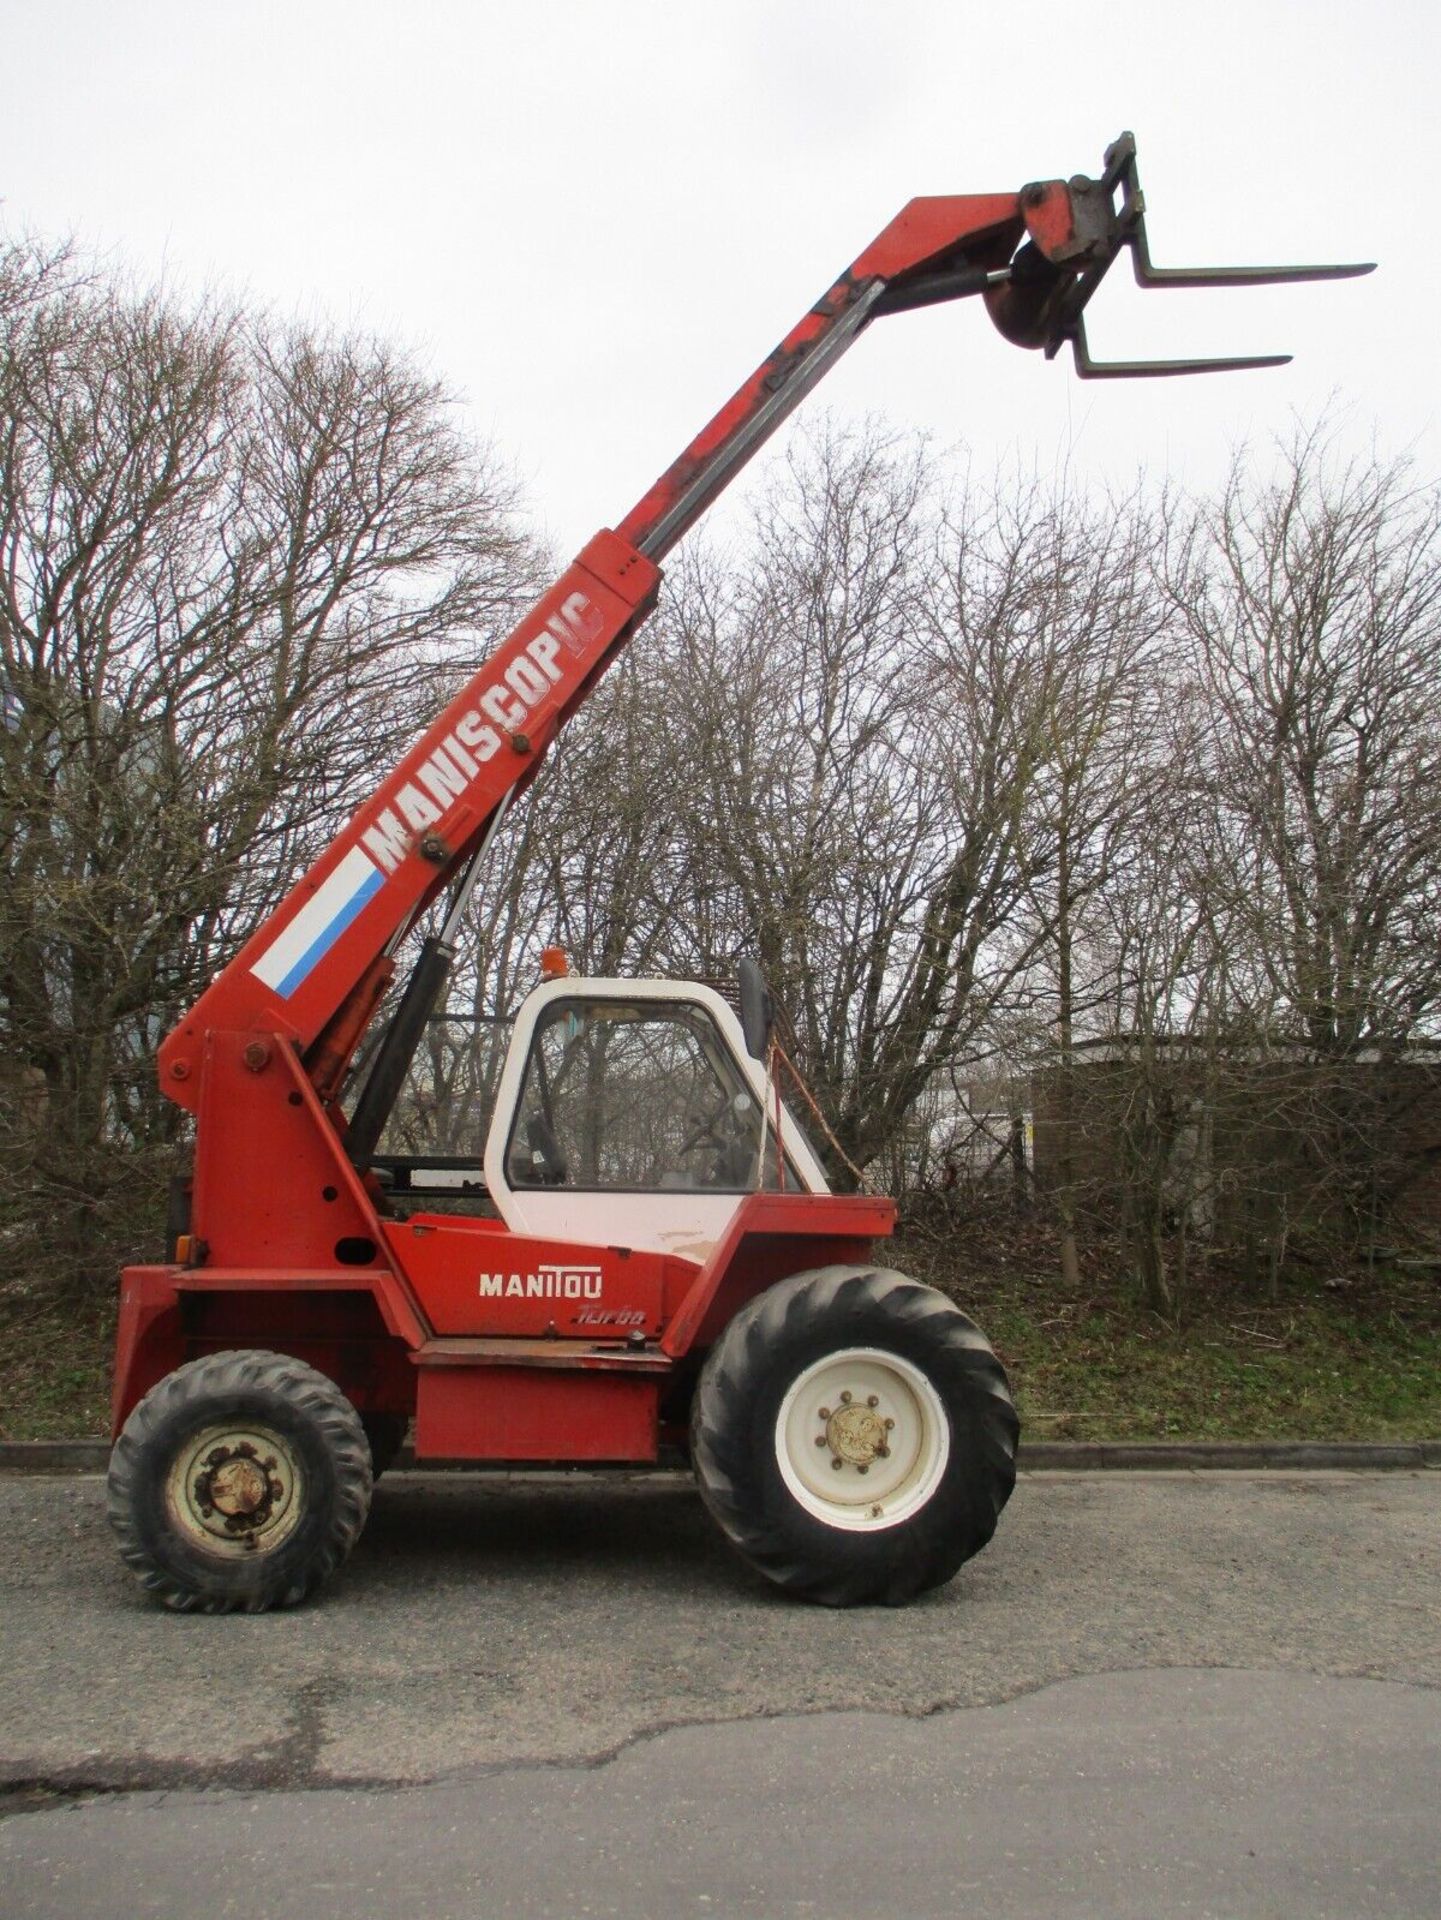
[107,1350,373,1612]
[691,1267,1017,1606]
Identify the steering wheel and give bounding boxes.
[679,1094,757,1187]
[678,1094,733,1162]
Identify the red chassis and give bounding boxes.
[116,1189,897,1463]
[107,137,1367,1609]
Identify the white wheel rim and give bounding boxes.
[774,1347,950,1532]
[164,1422,304,1559]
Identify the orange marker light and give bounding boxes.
[540,946,570,979]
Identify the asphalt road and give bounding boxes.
[3,1467,1439,1916]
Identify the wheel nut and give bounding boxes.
[875,1444,890,1459]
[867,1395,879,1408]
[857,1463,869,1475]
[818,1407,831,1421]
[831,1458,843,1472]
[814,1435,828,1448]
[884,1417,895,1430]
[840,1391,852,1404]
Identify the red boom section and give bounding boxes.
[616,190,1050,557]
[159,532,661,1104]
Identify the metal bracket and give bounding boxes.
[1032,131,1374,378]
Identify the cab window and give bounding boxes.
[506,998,781,1192]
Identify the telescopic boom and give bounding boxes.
[157,135,1371,1162]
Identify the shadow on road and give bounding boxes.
[354,1472,756,1597]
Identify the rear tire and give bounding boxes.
[691,1267,1017,1606]
[107,1350,373,1613]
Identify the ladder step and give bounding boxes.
[413,1336,671,1375]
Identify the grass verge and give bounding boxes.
[0,1293,116,1440]
[898,1221,1441,1443]
[2,1222,1438,1444]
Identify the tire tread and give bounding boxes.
[692,1267,1017,1606]
[107,1349,372,1613]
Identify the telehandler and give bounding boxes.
[107,136,1369,1609]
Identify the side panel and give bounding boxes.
[111,1267,185,1433]
[187,1033,428,1347]
[490,1189,741,1269]
[191,1031,386,1267]
[179,1287,416,1418]
[382,1217,681,1338]
[414,1368,660,1462]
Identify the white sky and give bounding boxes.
[2,0,1434,558]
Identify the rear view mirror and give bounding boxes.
[737,958,774,1062]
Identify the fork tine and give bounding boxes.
[1069,318,1292,380]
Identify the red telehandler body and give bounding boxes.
[106,137,1370,1609]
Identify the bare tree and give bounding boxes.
[1165,426,1441,1244]
[963,475,1169,1288]
[636,424,978,1174]
[630,424,1133,1181]
[0,233,537,1293]
[1171,426,1441,1052]
[665,423,940,1121]
[485,428,1185,1197]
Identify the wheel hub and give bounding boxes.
[819,1392,892,1469]
[166,1423,304,1557]
[195,1443,283,1533]
[777,1347,951,1532]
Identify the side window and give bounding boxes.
[506,999,773,1191]
[377,1015,511,1159]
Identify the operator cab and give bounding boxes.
[485,975,830,1262]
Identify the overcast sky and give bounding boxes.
[2,0,1433,558]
